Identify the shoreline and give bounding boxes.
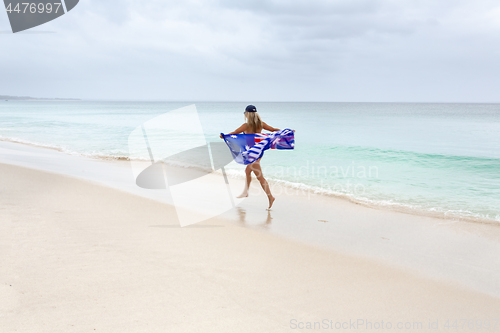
[2,140,500,299]
[1,136,498,226]
[1,162,500,332]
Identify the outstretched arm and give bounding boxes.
[262,122,280,132]
[220,123,247,138]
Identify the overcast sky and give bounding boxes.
[1,0,500,102]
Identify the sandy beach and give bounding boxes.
[1,144,500,332]
[3,0,500,330]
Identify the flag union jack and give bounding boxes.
[221,129,295,165]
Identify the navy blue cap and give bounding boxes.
[245,105,257,112]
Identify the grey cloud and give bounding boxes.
[0,0,499,102]
[270,14,418,42]
[218,0,381,16]
[74,0,132,25]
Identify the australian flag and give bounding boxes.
[221,128,294,165]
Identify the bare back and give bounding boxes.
[243,122,277,134]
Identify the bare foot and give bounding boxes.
[237,192,248,198]
[267,196,275,210]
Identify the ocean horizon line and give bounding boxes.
[4,99,500,104]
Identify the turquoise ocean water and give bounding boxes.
[1,101,499,223]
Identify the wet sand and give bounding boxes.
[1,162,500,332]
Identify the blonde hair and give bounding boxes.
[245,111,263,133]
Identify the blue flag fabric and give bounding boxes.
[221,128,294,165]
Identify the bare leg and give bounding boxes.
[237,164,252,198]
[250,160,275,209]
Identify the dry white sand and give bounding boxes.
[1,163,500,332]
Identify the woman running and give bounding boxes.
[220,105,281,209]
